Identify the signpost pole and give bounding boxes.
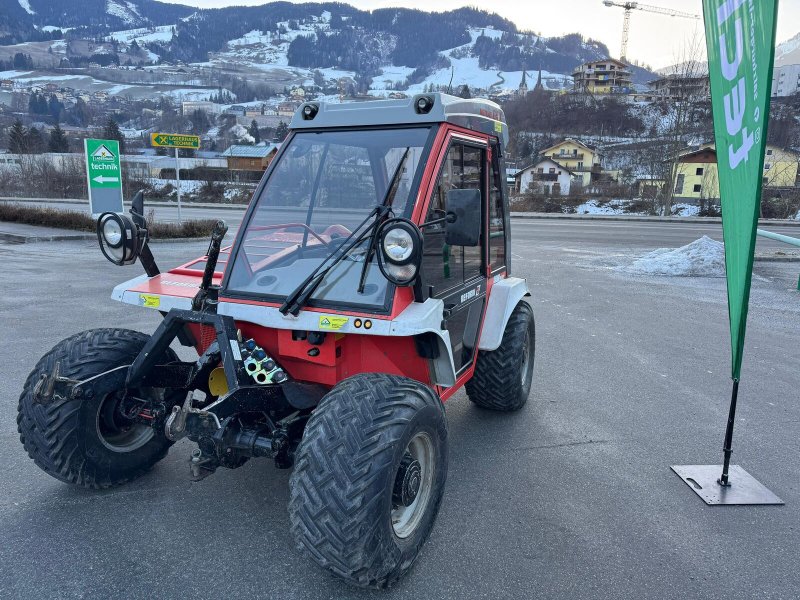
[175,147,182,225]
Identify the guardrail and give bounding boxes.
[757,228,800,290]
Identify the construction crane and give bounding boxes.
[603,1,701,61]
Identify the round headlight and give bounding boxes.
[97,212,141,266]
[103,218,123,248]
[382,227,414,264]
[376,218,422,286]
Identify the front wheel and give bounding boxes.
[466,301,535,411]
[17,328,178,489]
[288,373,448,588]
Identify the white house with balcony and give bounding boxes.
[514,158,576,196]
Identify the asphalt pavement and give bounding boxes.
[1,222,799,599]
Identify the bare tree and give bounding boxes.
[661,33,708,216]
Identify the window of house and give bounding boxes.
[696,167,704,176]
[537,167,544,173]
[577,161,584,168]
[765,163,772,170]
[763,176,769,185]
[675,174,685,194]
[766,149,773,155]
[549,168,556,174]
[693,184,702,193]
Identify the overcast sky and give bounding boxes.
[160,0,799,70]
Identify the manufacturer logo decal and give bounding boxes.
[319,315,349,331]
[139,294,160,308]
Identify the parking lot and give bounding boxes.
[1,220,799,599]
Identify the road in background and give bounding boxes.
[3,197,800,251]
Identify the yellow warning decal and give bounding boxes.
[318,315,348,330]
[139,294,161,308]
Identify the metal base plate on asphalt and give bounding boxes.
[671,465,783,505]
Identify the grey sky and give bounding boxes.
[159,0,798,70]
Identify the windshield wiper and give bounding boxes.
[279,147,411,316]
[357,147,411,293]
[279,205,390,316]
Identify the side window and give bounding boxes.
[489,151,506,270]
[423,143,485,296]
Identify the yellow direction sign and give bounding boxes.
[150,133,200,149]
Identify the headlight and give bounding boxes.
[377,218,422,286]
[102,218,123,248]
[97,212,141,266]
[382,227,414,263]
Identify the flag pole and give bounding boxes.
[718,378,739,487]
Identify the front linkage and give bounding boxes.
[33,219,325,479]
[33,308,324,478]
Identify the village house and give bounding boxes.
[572,59,632,94]
[181,100,220,115]
[514,158,576,196]
[221,143,280,172]
[671,144,800,201]
[539,138,602,187]
[647,73,710,101]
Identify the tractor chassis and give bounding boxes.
[32,308,326,478]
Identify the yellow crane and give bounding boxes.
[602,1,701,61]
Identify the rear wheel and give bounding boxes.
[17,328,178,489]
[466,301,535,411]
[288,373,448,588]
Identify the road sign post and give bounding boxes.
[84,138,123,216]
[150,133,200,225]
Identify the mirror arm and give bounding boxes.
[420,213,456,229]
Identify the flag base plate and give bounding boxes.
[671,465,783,505]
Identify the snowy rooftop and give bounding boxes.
[221,144,280,158]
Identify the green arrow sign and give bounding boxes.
[150,133,200,149]
[84,138,123,215]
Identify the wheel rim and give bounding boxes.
[96,392,154,453]
[520,327,531,386]
[391,432,435,539]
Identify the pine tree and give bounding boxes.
[48,123,70,153]
[26,127,45,153]
[275,121,289,142]
[8,120,28,154]
[102,117,125,154]
[249,119,261,144]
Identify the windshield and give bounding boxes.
[225,127,433,311]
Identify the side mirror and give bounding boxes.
[445,189,481,246]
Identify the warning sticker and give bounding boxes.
[318,315,349,331]
[139,294,161,308]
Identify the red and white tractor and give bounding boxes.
[18,93,534,588]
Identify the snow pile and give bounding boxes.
[624,236,726,277]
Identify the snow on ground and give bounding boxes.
[108,25,174,44]
[576,200,627,215]
[163,88,222,101]
[623,236,725,277]
[106,0,142,27]
[18,0,35,15]
[574,200,701,217]
[0,70,33,79]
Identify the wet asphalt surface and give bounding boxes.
[1,221,799,599]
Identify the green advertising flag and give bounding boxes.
[702,0,779,380]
